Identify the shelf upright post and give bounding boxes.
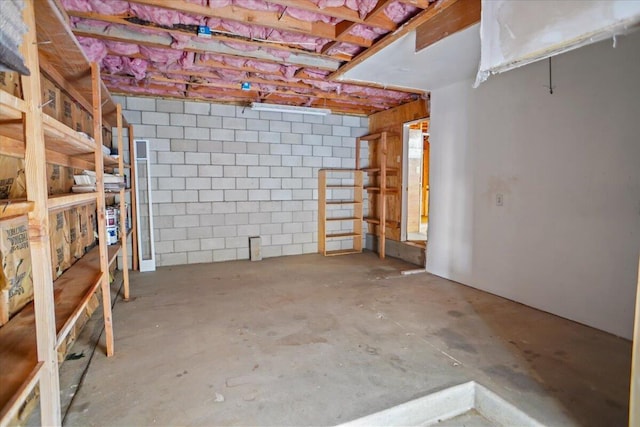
[20,0,61,423]
[91,63,114,356]
[116,104,130,300]
[128,125,139,271]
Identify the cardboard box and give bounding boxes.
[0,71,22,98]
[0,216,33,326]
[82,109,94,138]
[49,210,71,280]
[66,207,84,263]
[80,202,97,252]
[0,155,27,200]
[102,127,113,150]
[73,103,84,134]
[60,91,76,129]
[41,73,61,120]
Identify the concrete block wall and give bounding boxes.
[114,96,369,266]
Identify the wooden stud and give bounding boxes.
[354,171,363,252]
[318,170,327,256]
[630,254,640,426]
[117,104,130,301]
[415,0,480,52]
[379,132,387,259]
[20,0,62,424]
[91,62,114,357]
[128,125,139,271]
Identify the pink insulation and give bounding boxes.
[268,30,330,53]
[170,33,193,49]
[88,0,129,14]
[125,58,148,80]
[186,0,208,5]
[285,7,340,24]
[232,0,283,12]
[221,20,270,40]
[348,24,388,40]
[327,42,362,56]
[282,65,299,79]
[104,41,139,56]
[139,46,184,64]
[207,0,233,8]
[345,0,378,19]
[102,56,126,74]
[384,1,419,23]
[245,60,280,73]
[77,36,107,63]
[129,3,205,26]
[60,0,92,12]
[216,69,247,81]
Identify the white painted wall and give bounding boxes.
[427,31,640,339]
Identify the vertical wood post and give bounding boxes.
[128,125,139,271]
[91,63,114,356]
[631,254,640,426]
[20,0,61,423]
[116,104,130,300]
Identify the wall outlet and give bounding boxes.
[496,193,504,206]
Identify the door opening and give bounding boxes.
[402,119,429,242]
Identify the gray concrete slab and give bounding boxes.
[62,252,630,426]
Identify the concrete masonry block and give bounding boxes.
[222,141,247,154]
[224,213,249,226]
[236,154,259,165]
[151,164,172,177]
[342,115,361,127]
[292,189,312,200]
[303,242,317,253]
[303,221,317,232]
[292,145,312,156]
[171,139,198,152]
[258,154,281,166]
[236,106,260,119]
[112,95,127,107]
[352,127,369,137]
[211,202,237,214]
[127,97,156,111]
[134,124,156,138]
[156,99,183,113]
[248,189,270,201]
[281,112,304,122]
[247,142,270,154]
[249,212,270,224]
[302,156,322,167]
[259,111,281,121]
[185,127,210,140]
[333,146,351,157]
[271,211,293,223]
[160,227,187,241]
[197,140,223,153]
[248,166,270,177]
[197,115,222,128]
[158,177,186,190]
[260,201,282,212]
[201,237,225,250]
[213,249,236,262]
[270,121,291,133]
[188,227,213,239]
[171,164,198,177]
[154,215,173,228]
[360,117,369,127]
[211,153,236,165]
[324,114,342,125]
[223,165,247,177]
[235,130,259,143]
[238,246,251,260]
[270,144,291,155]
[282,200,303,210]
[313,124,333,135]
[302,200,317,211]
[170,113,196,127]
[237,224,260,236]
[122,110,141,125]
[172,190,199,203]
[302,134,322,145]
[294,233,313,244]
[210,103,236,117]
[188,251,213,264]
[341,158,356,168]
[154,241,174,254]
[313,145,332,157]
[282,245,303,256]
[157,125,183,139]
[236,178,260,189]
[260,223,281,235]
[225,236,247,249]
[198,165,223,177]
[272,234,292,245]
[282,156,302,167]
[323,157,342,168]
[185,101,210,115]
[211,128,235,141]
[281,178,302,189]
[224,189,248,201]
[152,190,172,203]
[247,119,269,131]
[291,122,312,134]
[258,131,281,144]
[142,111,169,125]
[187,202,212,214]
[270,166,292,178]
[213,225,237,238]
[186,152,211,165]
[322,135,343,147]
[199,214,225,227]
[223,117,247,130]
[259,177,281,189]
[303,114,324,124]
[281,133,302,144]
[199,190,224,202]
[210,178,235,189]
[236,201,260,213]
[175,239,201,252]
[271,189,293,200]
[283,222,303,234]
[159,252,188,267]
[262,245,282,258]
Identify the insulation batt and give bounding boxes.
[125,58,148,80]
[139,46,184,63]
[268,30,330,53]
[233,0,283,12]
[88,0,129,15]
[208,0,232,8]
[77,36,107,63]
[384,1,419,23]
[221,20,270,40]
[285,7,341,24]
[60,0,92,12]
[104,41,139,56]
[102,56,125,74]
[327,42,361,55]
[349,24,388,40]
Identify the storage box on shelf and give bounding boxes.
[0,0,135,424]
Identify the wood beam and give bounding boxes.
[415,0,480,52]
[330,0,460,80]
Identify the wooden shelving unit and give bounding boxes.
[318,169,364,256]
[356,132,396,260]
[0,0,135,424]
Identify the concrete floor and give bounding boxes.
[61,252,631,426]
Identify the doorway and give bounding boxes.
[402,119,429,242]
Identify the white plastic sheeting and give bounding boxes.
[474,0,640,86]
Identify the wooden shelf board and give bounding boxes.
[326,200,362,205]
[364,187,399,194]
[364,217,401,228]
[364,217,381,224]
[326,185,359,188]
[0,91,27,120]
[325,249,362,256]
[327,217,359,221]
[108,243,122,267]
[48,192,98,212]
[0,199,34,220]
[0,362,42,424]
[357,133,383,141]
[326,232,361,238]
[0,245,104,414]
[42,114,96,157]
[319,168,358,173]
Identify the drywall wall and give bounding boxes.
[427,31,640,338]
[114,96,369,267]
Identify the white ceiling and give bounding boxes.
[338,23,481,92]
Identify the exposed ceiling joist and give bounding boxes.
[415,0,480,52]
